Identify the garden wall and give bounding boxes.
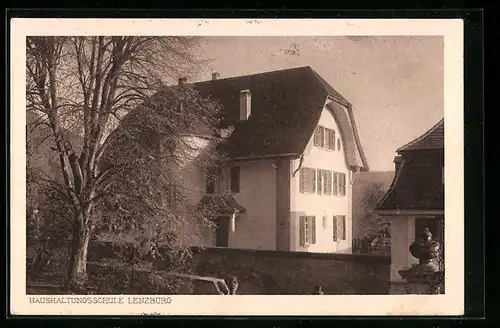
[189,247,391,295]
[27,241,390,295]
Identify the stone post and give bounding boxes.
[399,227,444,294]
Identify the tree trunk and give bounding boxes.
[66,220,92,291]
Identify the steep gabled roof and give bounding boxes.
[376,119,445,214]
[376,156,444,213]
[397,119,444,153]
[188,66,368,171]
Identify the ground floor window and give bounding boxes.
[336,215,347,240]
[299,216,316,246]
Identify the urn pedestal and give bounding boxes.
[399,228,444,294]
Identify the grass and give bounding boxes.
[27,284,69,294]
[27,259,202,295]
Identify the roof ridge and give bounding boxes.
[397,118,444,153]
[309,68,352,107]
[189,65,313,86]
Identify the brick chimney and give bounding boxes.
[212,72,220,80]
[394,155,403,174]
[178,77,187,85]
[239,90,251,121]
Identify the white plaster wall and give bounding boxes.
[220,161,277,250]
[389,216,416,282]
[290,107,353,253]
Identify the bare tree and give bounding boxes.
[26,36,222,290]
[359,182,390,238]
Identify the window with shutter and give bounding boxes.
[317,169,323,195]
[300,216,317,245]
[332,172,338,195]
[314,126,339,150]
[339,173,346,196]
[311,216,317,244]
[312,169,316,193]
[325,128,335,150]
[299,168,316,194]
[338,215,346,240]
[299,216,306,246]
[314,127,322,146]
[324,128,329,149]
[332,216,338,242]
[324,171,332,195]
[331,130,336,150]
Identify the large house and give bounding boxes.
[27,66,369,255]
[376,119,444,286]
[173,66,369,254]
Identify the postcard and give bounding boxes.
[10,17,464,316]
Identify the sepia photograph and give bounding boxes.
[10,18,464,316]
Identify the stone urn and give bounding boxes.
[399,228,444,294]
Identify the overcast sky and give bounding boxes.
[190,36,444,172]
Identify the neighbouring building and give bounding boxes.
[351,170,394,253]
[173,66,369,254]
[376,119,444,288]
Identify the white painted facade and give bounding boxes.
[176,135,278,251]
[219,161,277,250]
[177,107,355,254]
[290,107,353,253]
[389,217,416,282]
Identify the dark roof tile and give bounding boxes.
[190,66,368,170]
[376,153,444,212]
[397,119,444,152]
